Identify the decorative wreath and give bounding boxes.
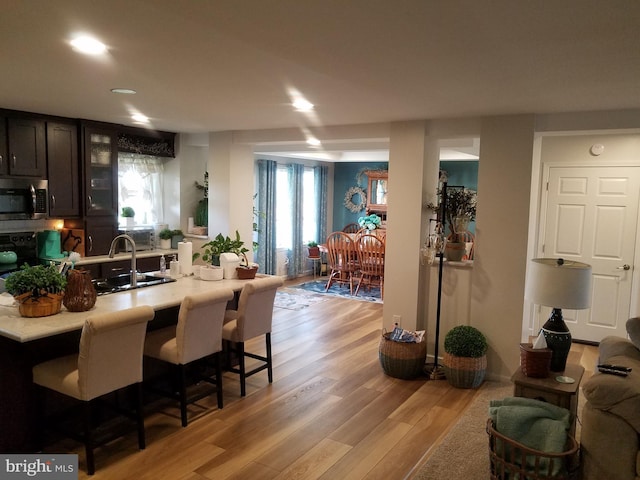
[344,186,367,213]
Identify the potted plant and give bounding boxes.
[5,263,67,317]
[158,228,173,249]
[121,206,135,228]
[170,229,184,249]
[443,187,476,261]
[193,230,248,267]
[307,241,320,258]
[442,325,487,388]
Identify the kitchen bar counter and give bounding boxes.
[0,273,258,343]
[0,273,269,452]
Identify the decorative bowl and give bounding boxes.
[200,265,223,281]
[0,251,17,264]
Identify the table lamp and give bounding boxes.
[525,258,592,372]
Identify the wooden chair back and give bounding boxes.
[325,231,358,274]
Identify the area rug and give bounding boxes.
[292,280,383,304]
[411,381,512,480]
[274,288,328,310]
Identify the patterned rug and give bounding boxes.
[291,279,383,304]
[274,288,328,310]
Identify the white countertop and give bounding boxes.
[0,273,262,343]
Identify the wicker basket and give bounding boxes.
[236,266,258,279]
[520,343,552,378]
[378,332,426,379]
[63,269,97,312]
[443,352,487,388]
[487,419,579,480]
[15,292,64,318]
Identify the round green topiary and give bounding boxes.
[444,325,487,358]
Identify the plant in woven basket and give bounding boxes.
[443,325,488,388]
[5,263,67,317]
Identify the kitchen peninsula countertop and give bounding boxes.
[0,274,261,343]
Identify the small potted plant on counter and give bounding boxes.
[121,206,135,228]
[170,229,184,249]
[5,264,67,317]
[158,228,173,249]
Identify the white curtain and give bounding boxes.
[118,153,164,226]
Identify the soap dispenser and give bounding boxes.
[170,254,180,278]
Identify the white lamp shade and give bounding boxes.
[525,258,592,310]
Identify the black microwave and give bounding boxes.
[0,178,48,220]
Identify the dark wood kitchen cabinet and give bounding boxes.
[0,117,7,176]
[47,121,80,217]
[83,124,118,217]
[6,117,46,177]
[84,217,118,256]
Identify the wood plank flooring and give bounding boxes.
[45,277,598,480]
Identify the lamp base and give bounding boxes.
[541,308,572,372]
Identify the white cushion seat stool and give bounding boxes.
[32,305,155,475]
[223,276,284,397]
[144,289,234,426]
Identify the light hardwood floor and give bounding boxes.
[47,277,598,479]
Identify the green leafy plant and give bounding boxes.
[172,229,184,237]
[158,228,173,240]
[444,325,487,358]
[444,188,476,241]
[121,206,135,217]
[307,241,318,247]
[5,264,67,298]
[193,230,249,266]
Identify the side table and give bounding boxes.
[511,363,585,436]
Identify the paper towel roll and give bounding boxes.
[178,241,193,275]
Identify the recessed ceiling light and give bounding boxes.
[293,98,314,112]
[111,88,137,95]
[306,137,321,146]
[70,35,107,55]
[131,113,149,123]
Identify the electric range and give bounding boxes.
[0,231,40,276]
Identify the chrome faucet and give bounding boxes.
[108,234,137,288]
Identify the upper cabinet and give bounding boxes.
[366,170,388,216]
[83,124,118,217]
[5,117,46,177]
[0,117,6,176]
[47,121,80,217]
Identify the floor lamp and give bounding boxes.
[525,258,592,372]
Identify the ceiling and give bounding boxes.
[1,1,639,160]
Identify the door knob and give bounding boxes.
[617,264,631,271]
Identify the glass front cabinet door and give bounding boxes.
[84,126,118,216]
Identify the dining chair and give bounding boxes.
[325,231,359,294]
[144,288,234,427]
[354,233,385,299]
[342,222,360,233]
[222,276,284,396]
[32,306,155,475]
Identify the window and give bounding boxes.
[275,165,318,249]
[117,153,164,227]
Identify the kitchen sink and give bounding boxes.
[92,272,176,296]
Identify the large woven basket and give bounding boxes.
[487,419,579,479]
[443,352,486,388]
[15,292,64,318]
[378,332,426,379]
[519,343,552,378]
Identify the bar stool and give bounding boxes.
[32,306,155,475]
[144,289,234,426]
[223,276,283,396]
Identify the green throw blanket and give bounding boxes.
[489,397,571,477]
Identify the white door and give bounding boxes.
[538,166,639,342]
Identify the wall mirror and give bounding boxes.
[365,170,388,214]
